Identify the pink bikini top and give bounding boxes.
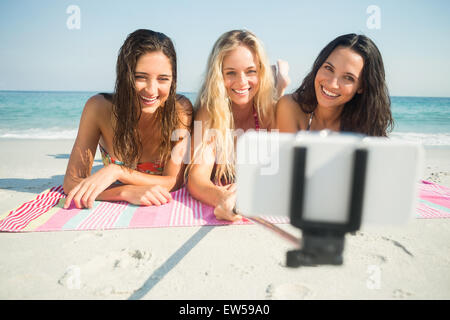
[253,107,260,130]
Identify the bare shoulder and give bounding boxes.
[83,94,113,126]
[275,94,305,132]
[84,94,113,116]
[276,94,301,115]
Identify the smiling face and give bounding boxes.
[222,45,259,108]
[134,51,173,113]
[314,46,364,111]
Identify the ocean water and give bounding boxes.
[0,91,449,146]
[0,91,197,140]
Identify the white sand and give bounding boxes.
[0,139,449,300]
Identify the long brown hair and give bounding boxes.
[293,34,393,137]
[112,29,178,168]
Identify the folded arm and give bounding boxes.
[185,108,241,222]
[62,94,192,209]
[186,154,241,222]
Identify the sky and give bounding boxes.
[0,0,449,97]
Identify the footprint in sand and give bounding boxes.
[58,265,81,289]
[113,249,152,269]
[266,283,314,300]
[393,288,413,299]
[58,248,152,294]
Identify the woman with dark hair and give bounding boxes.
[63,29,192,209]
[276,34,393,136]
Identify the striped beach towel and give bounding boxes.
[416,180,450,218]
[0,186,288,232]
[1,181,449,232]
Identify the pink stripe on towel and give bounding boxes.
[0,186,65,231]
[77,201,128,230]
[418,180,450,208]
[129,201,174,228]
[35,207,82,231]
[416,201,449,218]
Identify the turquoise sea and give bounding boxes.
[0,91,449,146]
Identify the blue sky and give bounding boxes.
[1,0,449,97]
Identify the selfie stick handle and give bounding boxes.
[287,147,368,267]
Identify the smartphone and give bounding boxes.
[235,131,424,229]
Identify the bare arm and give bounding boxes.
[162,94,193,191]
[186,145,225,208]
[186,108,241,222]
[62,96,147,208]
[63,95,102,194]
[186,146,241,222]
[63,94,193,209]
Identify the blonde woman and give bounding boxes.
[186,30,289,222]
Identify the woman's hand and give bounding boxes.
[213,184,242,222]
[63,164,122,209]
[120,185,172,206]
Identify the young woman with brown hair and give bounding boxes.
[277,34,393,136]
[63,29,192,209]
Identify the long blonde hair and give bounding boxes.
[187,30,275,185]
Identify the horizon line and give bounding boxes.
[0,89,449,99]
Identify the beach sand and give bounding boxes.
[0,139,449,300]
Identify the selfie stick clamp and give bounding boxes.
[286,146,368,267]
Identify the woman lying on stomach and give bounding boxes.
[276,33,393,136]
[63,29,192,209]
[186,29,290,222]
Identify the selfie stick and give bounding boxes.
[286,146,368,267]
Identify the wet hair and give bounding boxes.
[112,29,178,168]
[293,33,393,136]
